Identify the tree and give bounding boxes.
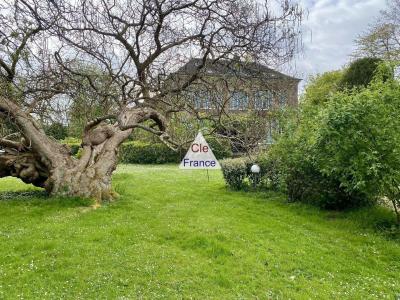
[353,1,400,60]
[270,63,400,221]
[340,57,383,89]
[314,66,400,223]
[303,70,343,105]
[66,65,118,138]
[0,0,303,202]
[354,23,400,60]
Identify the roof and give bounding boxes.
[174,58,301,81]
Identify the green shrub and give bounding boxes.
[256,154,283,190]
[61,138,181,163]
[312,72,400,213]
[268,97,375,210]
[269,63,400,212]
[220,158,249,190]
[303,70,344,105]
[119,135,232,164]
[119,141,180,164]
[340,57,383,88]
[221,155,282,191]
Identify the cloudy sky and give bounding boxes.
[292,0,387,88]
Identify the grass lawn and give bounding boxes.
[0,164,399,299]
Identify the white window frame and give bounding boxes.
[230,91,248,110]
[254,91,273,110]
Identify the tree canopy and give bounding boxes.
[0,0,303,201]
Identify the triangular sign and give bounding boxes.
[179,131,221,169]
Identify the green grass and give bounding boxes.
[0,165,399,299]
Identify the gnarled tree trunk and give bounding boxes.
[0,96,169,203]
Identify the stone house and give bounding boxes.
[167,57,301,146]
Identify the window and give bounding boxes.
[188,90,221,110]
[183,91,201,109]
[266,120,280,144]
[254,91,273,110]
[266,121,274,144]
[203,95,212,109]
[193,94,202,109]
[191,90,210,110]
[230,91,248,110]
[277,92,287,108]
[210,91,223,110]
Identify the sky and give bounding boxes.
[293,0,387,88]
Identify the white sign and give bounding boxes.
[179,131,221,169]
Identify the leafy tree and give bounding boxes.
[303,70,343,105]
[340,57,383,88]
[270,63,400,222]
[354,23,400,60]
[353,1,400,60]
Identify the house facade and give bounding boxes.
[174,58,300,114]
[166,58,301,149]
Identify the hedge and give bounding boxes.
[119,141,180,164]
[120,138,232,164]
[220,155,281,191]
[63,136,232,164]
[220,158,249,190]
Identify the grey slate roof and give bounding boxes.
[175,58,301,81]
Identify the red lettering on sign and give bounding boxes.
[191,143,209,152]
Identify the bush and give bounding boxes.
[303,70,344,105]
[269,63,400,211]
[220,158,249,190]
[311,72,400,213]
[256,154,283,190]
[61,136,231,164]
[268,97,375,210]
[340,57,383,88]
[119,141,180,164]
[220,155,282,191]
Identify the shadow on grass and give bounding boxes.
[341,206,400,240]
[224,185,400,241]
[0,189,93,208]
[0,190,48,201]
